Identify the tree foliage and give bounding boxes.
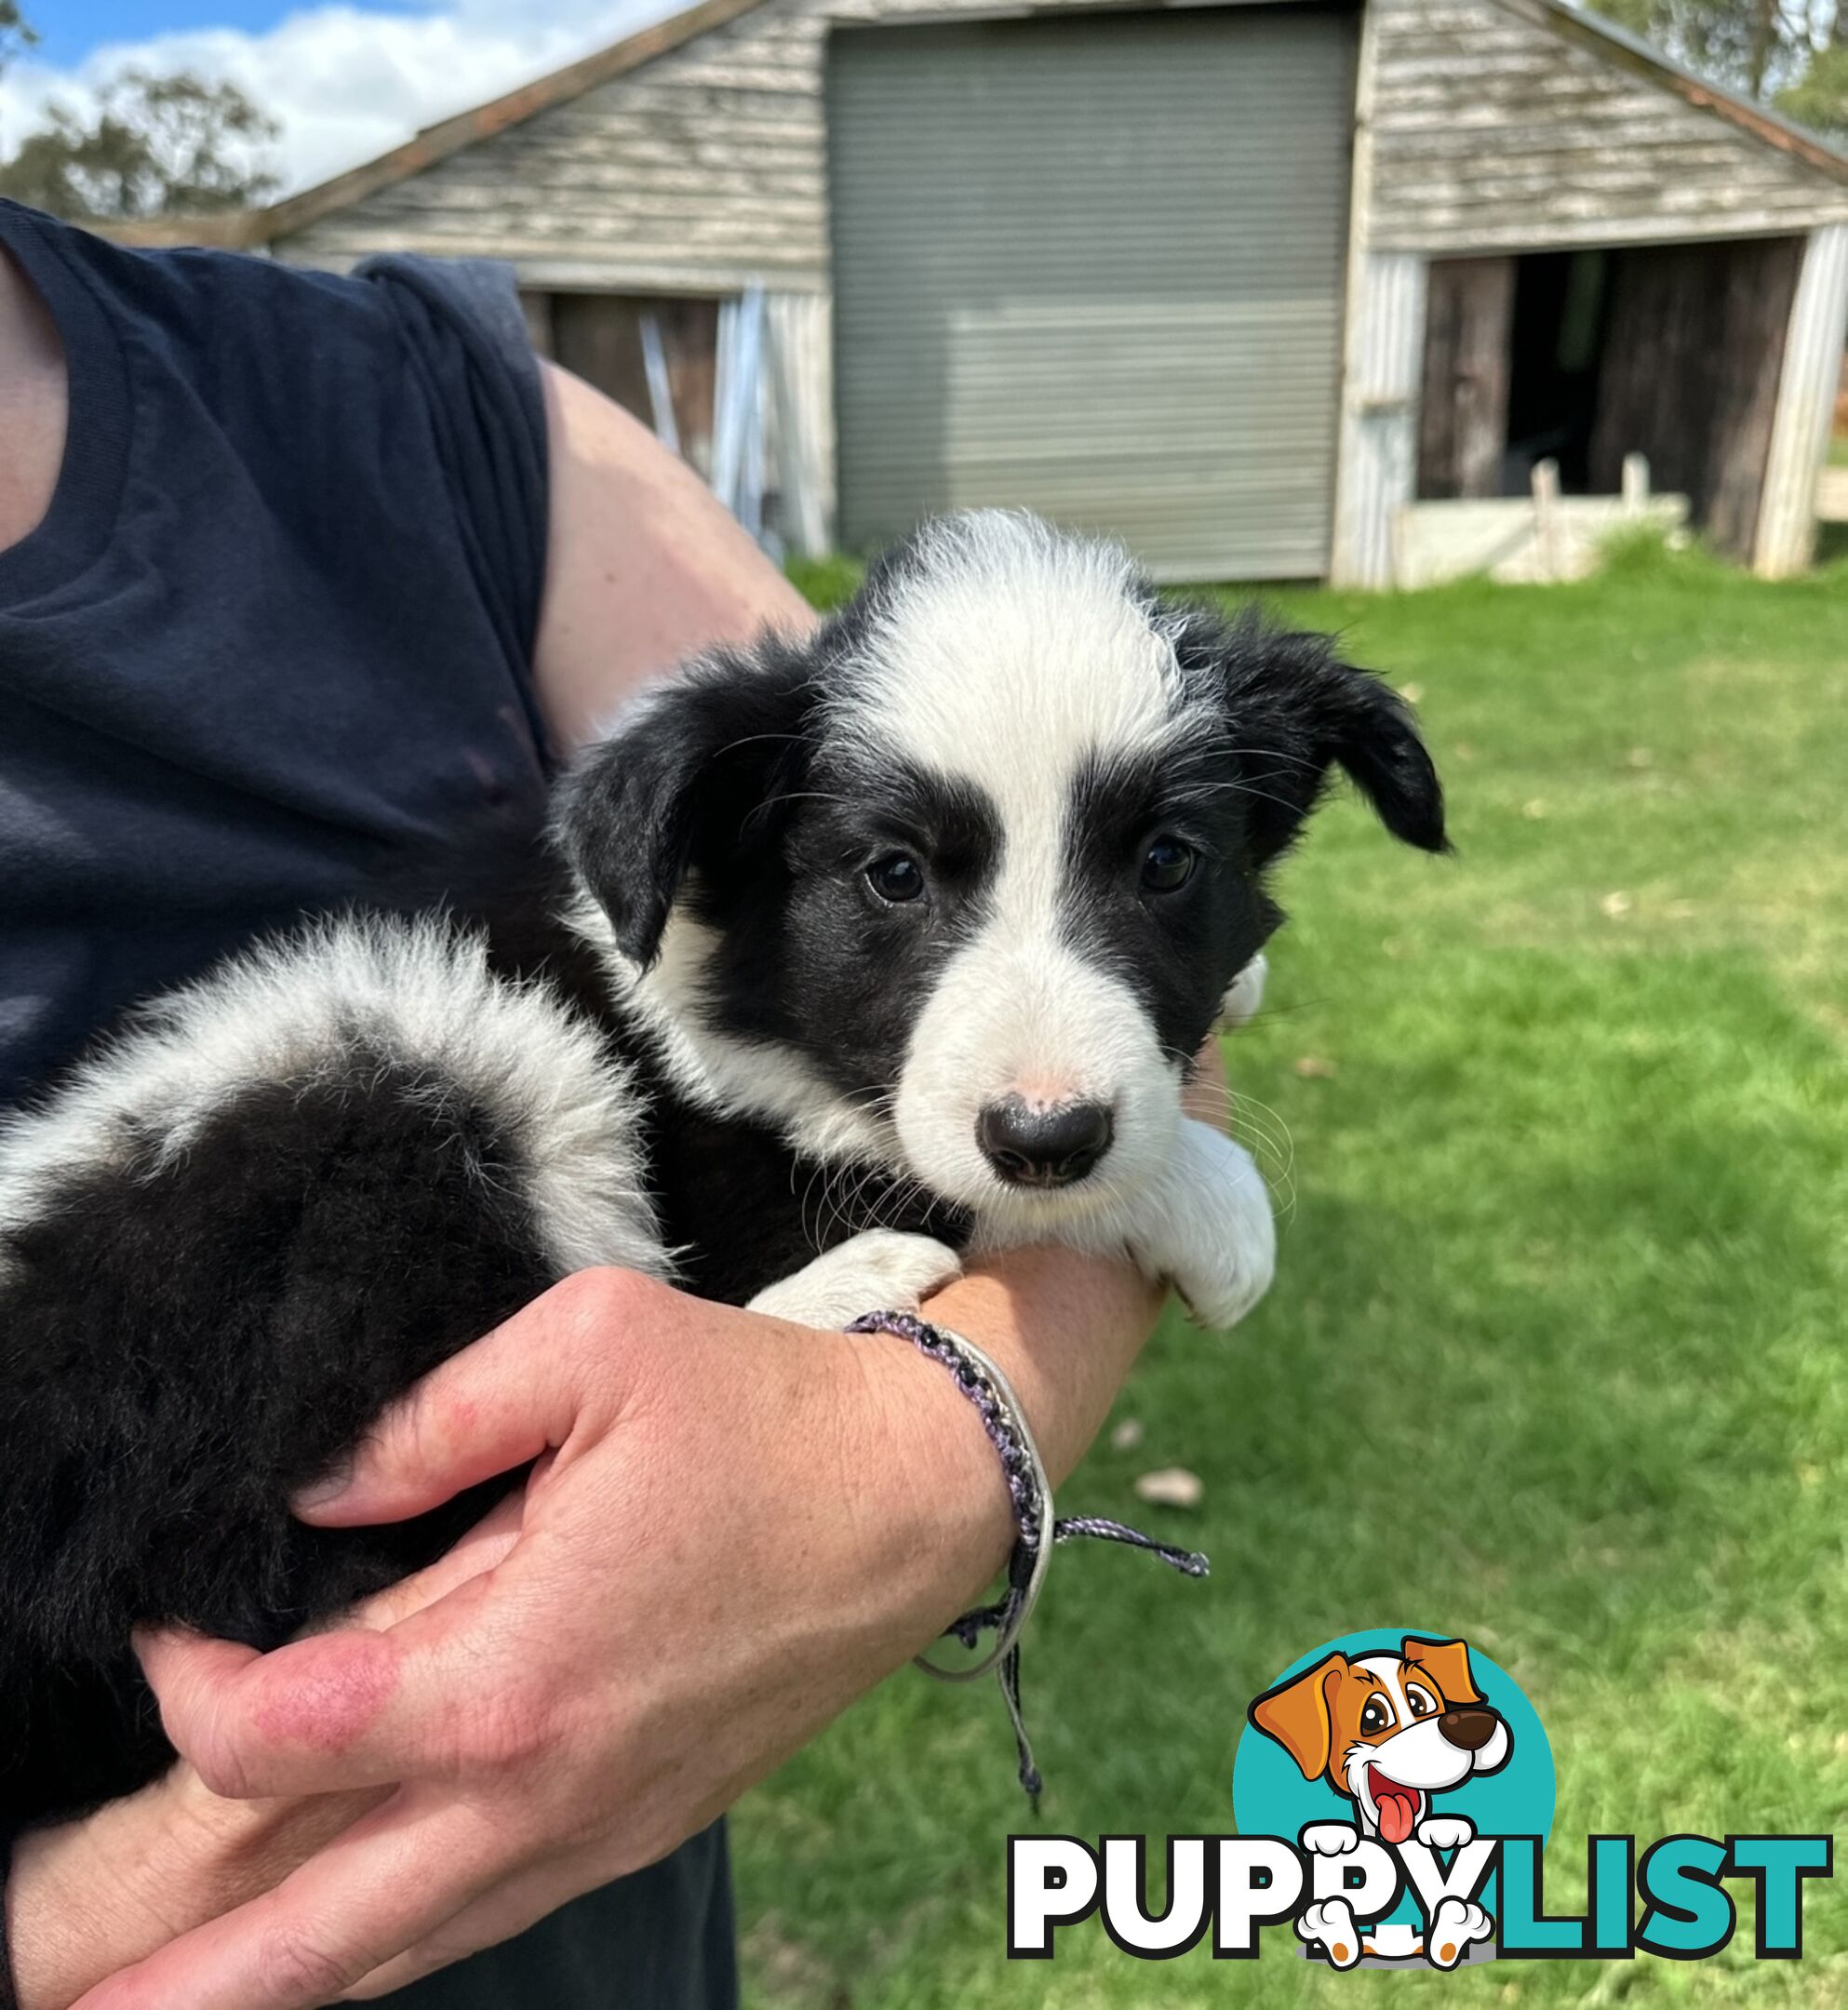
[0,68,279,220]
[1588,0,1848,137]
[1774,37,1848,133]
[0,1,37,76]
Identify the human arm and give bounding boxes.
[52,1043,1234,2005]
[3,349,1198,2010]
[529,359,816,747]
[55,1243,1157,2009]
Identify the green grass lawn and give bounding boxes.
[739,543,1848,2006]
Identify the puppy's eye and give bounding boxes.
[1141,836,1197,894]
[1359,1696,1394,1735]
[865,852,925,904]
[1406,1685,1439,1720]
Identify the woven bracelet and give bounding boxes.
[846,1309,1209,1802]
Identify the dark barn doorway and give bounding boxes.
[1418,236,1802,558]
[521,292,722,476]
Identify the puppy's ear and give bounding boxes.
[1401,1636,1482,1707]
[1248,1651,1346,1781]
[1184,609,1447,864]
[555,637,814,968]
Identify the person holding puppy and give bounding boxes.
[0,199,1225,2009]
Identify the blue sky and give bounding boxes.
[7,0,663,192]
[43,0,422,66]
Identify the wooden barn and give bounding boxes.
[231,0,1848,583]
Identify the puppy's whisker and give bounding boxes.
[709,729,808,759]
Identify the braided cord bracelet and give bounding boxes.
[846,1309,1209,1802]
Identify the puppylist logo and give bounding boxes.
[1007,1628,1833,1969]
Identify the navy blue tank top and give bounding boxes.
[0,200,734,2009]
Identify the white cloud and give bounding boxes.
[0,0,678,195]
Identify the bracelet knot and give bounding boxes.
[847,1309,1209,1804]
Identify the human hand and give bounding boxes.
[69,1037,1240,2008]
[73,1267,1030,2007]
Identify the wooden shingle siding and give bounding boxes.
[278,0,834,288]
[1369,0,1848,252]
[273,0,1848,287]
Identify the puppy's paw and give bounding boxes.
[1297,1898,1362,1969]
[1140,1122,1276,1331]
[1415,1815,1475,1852]
[1426,1896,1492,1969]
[1219,951,1268,1030]
[1299,1821,1362,1857]
[748,1229,962,1330]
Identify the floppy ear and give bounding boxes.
[555,637,814,968]
[1247,1652,1346,1781]
[1186,608,1448,864]
[1401,1636,1482,1708]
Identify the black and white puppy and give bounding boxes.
[0,511,1444,1822]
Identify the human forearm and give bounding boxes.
[922,1250,1159,1494]
[531,362,815,749]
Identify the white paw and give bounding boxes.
[1145,1123,1276,1331]
[1426,1896,1492,1969]
[1300,1821,1362,1857]
[1297,1898,1362,1969]
[747,1229,962,1330]
[1220,952,1268,1029]
[1416,1815,1475,1852]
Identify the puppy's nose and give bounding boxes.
[976,1097,1114,1187]
[1438,1707,1499,1752]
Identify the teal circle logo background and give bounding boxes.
[1231,1628,1555,1927]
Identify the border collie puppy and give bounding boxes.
[0,511,1445,1821]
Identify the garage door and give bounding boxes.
[827,7,1358,579]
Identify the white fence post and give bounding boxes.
[1755,223,1848,579]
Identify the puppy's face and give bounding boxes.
[560,512,1445,1219]
[1249,1638,1511,1843]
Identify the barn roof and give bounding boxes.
[107,0,1848,258]
[1533,0,1848,181]
[262,0,774,246]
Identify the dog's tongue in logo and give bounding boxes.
[1370,1769,1420,1844]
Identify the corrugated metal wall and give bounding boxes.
[826,7,1359,579]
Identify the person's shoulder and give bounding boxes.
[0,204,390,361]
[0,203,526,367]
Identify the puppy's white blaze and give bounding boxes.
[838,512,1206,815]
[840,515,1212,1218]
[895,927,1178,1222]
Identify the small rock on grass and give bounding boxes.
[1110,1417,1145,1452]
[1134,1467,1204,1510]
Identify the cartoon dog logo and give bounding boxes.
[1248,1635,1509,1968]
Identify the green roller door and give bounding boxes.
[827,7,1358,579]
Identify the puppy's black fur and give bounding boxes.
[0,553,1444,1824]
